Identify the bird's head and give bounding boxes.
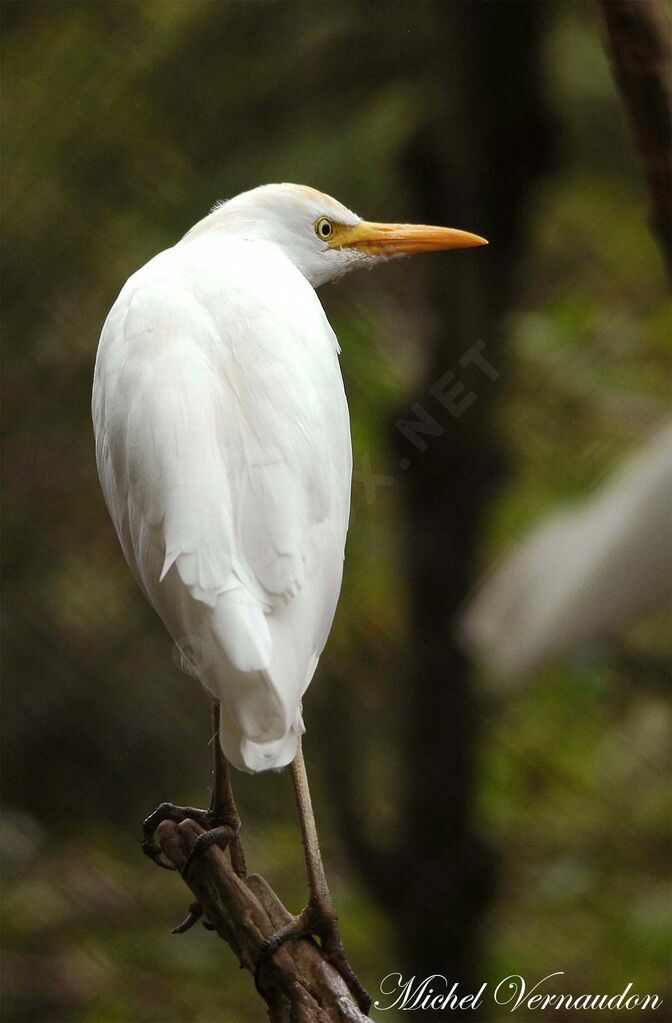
[185,183,487,287]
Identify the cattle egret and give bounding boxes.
[92,183,486,1006]
[460,425,672,683]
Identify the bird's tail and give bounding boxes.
[218,701,304,772]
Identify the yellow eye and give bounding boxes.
[315,217,334,241]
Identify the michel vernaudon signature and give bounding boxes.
[374,972,664,1014]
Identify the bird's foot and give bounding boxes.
[173,820,244,935]
[143,802,246,936]
[180,817,243,879]
[142,801,246,876]
[255,897,371,1015]
[142,802,212,870]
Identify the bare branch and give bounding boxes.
[155,818,369,1023]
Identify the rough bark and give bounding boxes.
[156,819,369,1023]
[599,0,672,274]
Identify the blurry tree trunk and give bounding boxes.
[391,3,553,1008]
[598,0,672,275]
[329,3,553,1016]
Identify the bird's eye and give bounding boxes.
[315,217,334,240]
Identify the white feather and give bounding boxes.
[93,223,351,772]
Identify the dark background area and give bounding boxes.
[2,2,670,1021]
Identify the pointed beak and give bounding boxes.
[330,220,488,255]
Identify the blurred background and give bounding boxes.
[2,2,670,1021]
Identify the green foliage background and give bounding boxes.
[3,2,670,1021]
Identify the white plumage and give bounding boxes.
[460,424,672,682]
[92,183,486,772]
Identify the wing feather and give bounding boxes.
[93,237,351,771]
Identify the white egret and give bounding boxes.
[92,183,486,1006]
[460,425,672,683]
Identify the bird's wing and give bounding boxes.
[93,239,351,769]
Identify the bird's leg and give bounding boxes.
[181,702,246,879]
[142,702,246,881]
[255,733,371,1015]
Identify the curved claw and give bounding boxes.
[172,901,203,934]
[142,838,178,871]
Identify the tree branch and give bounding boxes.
[155,818,369,1023]
[599,0,672,273]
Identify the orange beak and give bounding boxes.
[330,220,488,255]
